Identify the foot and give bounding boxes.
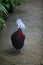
[15,50,23,55]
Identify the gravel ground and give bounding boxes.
[0,0,43,65]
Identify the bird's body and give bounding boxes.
[11,28,25,50]
[11,18,25,54]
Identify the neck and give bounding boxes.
[18,28,25,35]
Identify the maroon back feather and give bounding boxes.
[11,28,25,49]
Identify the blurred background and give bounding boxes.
[0,0,43,65]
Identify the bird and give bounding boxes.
[11,18,25,54]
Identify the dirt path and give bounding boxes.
[0,0,43,65]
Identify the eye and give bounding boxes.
[20,25,21,27]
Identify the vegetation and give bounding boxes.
[0,18,5,29]
[14,0,26,6]
[0,0,26,29]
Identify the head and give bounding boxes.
[16,18,25,30]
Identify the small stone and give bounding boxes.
[22,60,26,63]
[3,23,6,26]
